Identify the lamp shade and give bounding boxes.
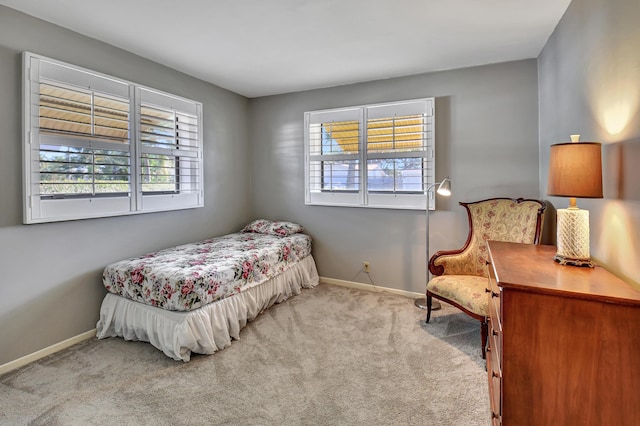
[436,177,451,196]
[547,142,603,198]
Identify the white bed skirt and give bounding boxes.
[96,255,319,361]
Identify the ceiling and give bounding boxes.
[0,0,571,98]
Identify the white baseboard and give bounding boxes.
[0,329,96,376]
[320,276,424,299]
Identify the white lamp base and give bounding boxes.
[555,208,594,268]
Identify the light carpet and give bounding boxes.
[0,283,490,425]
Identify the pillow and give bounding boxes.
[268,221,304,236]
[242,219,272,234]
[241,219,304,236]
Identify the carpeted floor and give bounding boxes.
[0,283,490,425]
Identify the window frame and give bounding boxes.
[22,52,204,224]
[304,98,435,210]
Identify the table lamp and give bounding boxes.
[547,135,603,267]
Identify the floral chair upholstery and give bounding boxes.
[426,198,546,358]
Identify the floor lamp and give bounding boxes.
[414,177,452,310]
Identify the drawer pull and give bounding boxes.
[485,288,490,293]
[491,411,499,419]
[491,291,499,298]
[492,371,501,378]
[492,329,499,336]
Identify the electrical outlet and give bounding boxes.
[363,261,370,273]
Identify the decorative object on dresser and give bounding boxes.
[486,241,640,425]
[547,134,603,267]
[425,198,545,358]
[414,176,452,311]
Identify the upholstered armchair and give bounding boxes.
[426,198,546,358]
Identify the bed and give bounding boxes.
[96,219,319,361]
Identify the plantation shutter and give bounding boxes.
[365,99,435,209]
[137,88,203,212]
[305,107,362,206]
[34,59,132,198]
[24,55,134,222]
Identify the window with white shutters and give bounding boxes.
[23,52,203,223]
[304,98,435,210]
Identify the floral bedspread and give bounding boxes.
[102,232,312,311]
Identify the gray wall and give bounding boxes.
[9,0,638,368]
[539,0,640,286]
[249,60,540,294]
[0,7,252,365]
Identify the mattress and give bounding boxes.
[102,232,313,311]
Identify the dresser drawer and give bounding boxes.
[487,259,503,424]
[486,331,502,424]
[490,327,501,374]
[487,262,502,334]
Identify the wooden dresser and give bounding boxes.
[486,241,640,425]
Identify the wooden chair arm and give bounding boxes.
[429,249,472,276]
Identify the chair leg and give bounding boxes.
[480,319,488,359]
[426,293,433,323]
